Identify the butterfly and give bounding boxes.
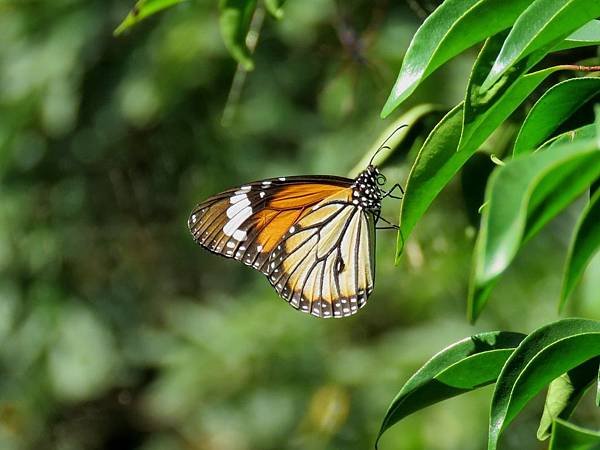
[188,136,404,318]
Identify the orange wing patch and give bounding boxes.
[254,208,306,252]
[268,184,347,209]
[253,185,352,252]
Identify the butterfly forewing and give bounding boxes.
[188,173,379,318]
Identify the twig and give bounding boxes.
[559,64,600,72]
[221,6,265,127]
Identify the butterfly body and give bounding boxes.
[189,165,385,318]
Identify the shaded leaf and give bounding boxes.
[537,357,599,440]
[376,331,525,448]
[560,187,600,311]
[460,152,496,227]
[489,319,600,450]
[219,0,257,70]
[114,0,186,36]
[481,0,600,90]
[549,419,600,450]
[469,137,600,322]
[596,367,600,407]
[513,78,600,155]
[380,0,532,118]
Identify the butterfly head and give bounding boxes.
[352,165,383,212]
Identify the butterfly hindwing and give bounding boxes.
[266,202,375,317]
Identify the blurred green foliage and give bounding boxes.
[0,1,599,449]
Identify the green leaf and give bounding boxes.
[513,78,600,156]
[596,365,600,407]
[219,0,257,71]
[542,124,597,152]
[554,20,600,51]
[375,331,525,448]
[549,419,600,450]
[469,138,600,322]
[397,35,564,255]
[596,367,600,407]
[537,357,599,440]
[264,0,285,19]
[481,0,600,90]
[459,32,563,154]
[349,104,445,178]
[488,319,600,450]
[560,187,600,311]
[114,0,186,36]
[397,104,465,257]
[380,0,532,118]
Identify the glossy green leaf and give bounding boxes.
[219,0,257,71]
[264,0,285,19]
[489,319,600,450]
[380,0,532,118]
[513,78,600,156]
[349,104,445,178]
[114,0,186,35]
[549,419,600,450]
[459,32,564,154]
[397,105,465,256]
[397,35,562,255]
[469,138,600,322]
[481,0,600,90]
[537,357,599,440]
[376,331,525,448]
[554,20,600,51]
[560,187,600,311]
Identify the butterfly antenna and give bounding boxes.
[368,124,408,166]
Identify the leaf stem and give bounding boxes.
[221,5,265,127]
[559,64,600,72]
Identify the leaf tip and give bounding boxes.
[480,64,503,92]
[113,19,130,36]
[380,102,393,119]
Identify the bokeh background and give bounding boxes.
[1,0,599,449]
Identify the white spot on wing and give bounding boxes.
[231,194,247,204]
[226,198,251,218]
[223,207,252,237]
[233,229,247,241]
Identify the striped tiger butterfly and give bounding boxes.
[188,131,404,318]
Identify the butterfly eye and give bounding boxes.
[377,174,386,185]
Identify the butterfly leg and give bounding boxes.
[376,216,400,230]
[382,183,404,200]
[375,215,405,251]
